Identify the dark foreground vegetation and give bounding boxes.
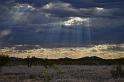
[0,55,124,66]
[0,55,124,80]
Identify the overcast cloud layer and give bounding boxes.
[0,0,124,47]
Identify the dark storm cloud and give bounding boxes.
[0,0,124,47]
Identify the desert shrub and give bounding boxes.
[29,75,37,79]
[0,55,10,66]
[0,65,2,72]
[41,64,63,82]
[111,65,124,79]
[42,69,52,82]
[0,55,10,72]
[25,56,32,68]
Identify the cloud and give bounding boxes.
[0,29,11,38]
[63,17,90,26]
[42,2,81,17]
[90,17,124,28]
[42,2,71,10]
[41,2,124,18]
[0,0,124,46]
[9,4,34,24]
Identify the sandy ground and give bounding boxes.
[0,65,124,82]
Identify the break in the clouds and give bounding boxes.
[0,0,124,47]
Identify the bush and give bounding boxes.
[111,65,124,79]
[0,55,10,66]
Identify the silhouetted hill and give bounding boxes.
[79,56,104,60]
[0,55,124,66]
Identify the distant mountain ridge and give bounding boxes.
[79,56,104,60]
[0,55,124,65]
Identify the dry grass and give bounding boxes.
[0,65,124,82]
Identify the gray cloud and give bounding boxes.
[0,29,11,38]
[0,0,124,46]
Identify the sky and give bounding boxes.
[0,0,124,47]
